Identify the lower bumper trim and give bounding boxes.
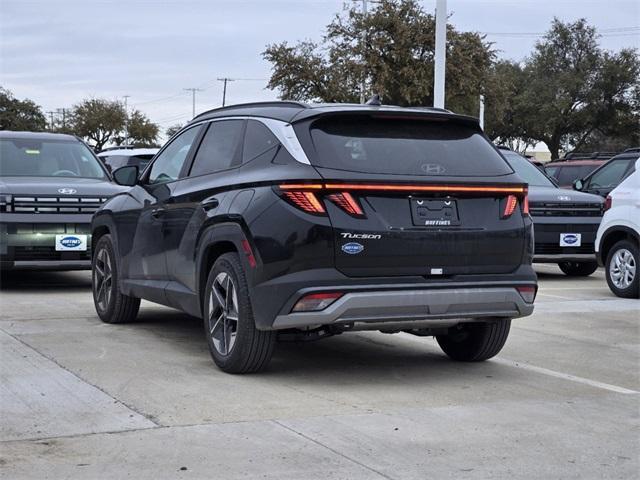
[534,254,596,262]
[272,287,534,330]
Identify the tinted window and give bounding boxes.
[501,151,555,187]
[588,159,634,189]
[555,165,599,185]
[545,166,559,179]
[243,120,279,163]
[190,120,244,176]
[102,155,129,171]
[0,138,106,179]
[148,126,201,184]
[306,116,512,176]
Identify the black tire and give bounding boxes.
[558,261,599,277]
[203,252,276,373]
[92,234,140,324]
[605,239,639,299]
[436,319,511,362]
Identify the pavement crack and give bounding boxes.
[272,419,396,480]
[0,326,162,429]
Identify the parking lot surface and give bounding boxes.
[1,265,638,479]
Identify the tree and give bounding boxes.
[165,124,183,139]
[117,110,159,147]
[263,0,494,115]
[518,19,640,159]
[0,87,47,131]
[70,99,127,151]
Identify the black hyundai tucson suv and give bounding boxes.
[92,101,537,373]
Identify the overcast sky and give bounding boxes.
[1,0,639,136]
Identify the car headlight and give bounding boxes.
[0,194,12,213]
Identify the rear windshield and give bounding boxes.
[501,151,555,187]
[0,138,106,179]
[306,116,513,176]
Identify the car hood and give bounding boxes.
[528,185,603,204]
[0,176,128,197]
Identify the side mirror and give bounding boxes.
[573,179,584,191]
[113,165,139,186]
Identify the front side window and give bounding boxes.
[587,159,633,189]
[189,120,244,177]
[0,138,106,179]
[148,126,201,184]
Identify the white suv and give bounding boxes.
[595,157,639,298]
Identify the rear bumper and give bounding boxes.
[272,286,534,330]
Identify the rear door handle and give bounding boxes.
[201,198,219,211]
[151,207,166,219]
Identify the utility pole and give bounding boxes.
[479,94,485,129]
[123,95,130,145]
[433,0,447,108]
[360,0,368,104]
[216,78,236,107]
[46,111,55,131]
[184,87,203,118]
[56,108,67,130]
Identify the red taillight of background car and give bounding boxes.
[292,292,343,312]
[604,195,612,212]
[522,194,530,215]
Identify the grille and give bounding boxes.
[535,243,595,255]
[10,195,108,214]
[11,246,91,261]
[529,202,602,217]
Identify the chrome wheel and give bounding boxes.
[609,248,636,289]
[208,271,239,356]
[94,247,113,311]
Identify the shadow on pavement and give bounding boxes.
[0,270,92,291]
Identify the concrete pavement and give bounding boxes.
[0,265,638,479]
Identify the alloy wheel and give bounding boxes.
[208,271,239,356]
[94,248,113,311]
[609,248,636,289]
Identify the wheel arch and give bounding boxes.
[600,226,639,264]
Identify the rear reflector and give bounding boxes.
[241,239,257,268]
[604,195,612,212]
[282,191,325,214]
[292,292,343,312]
[516,285,537,303]
[502,195,518,218]
[327,192,364,216]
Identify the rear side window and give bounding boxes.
[556,165,598,185]
[190,120,244,176]
[243,120,279,163]
[305,116,512,176]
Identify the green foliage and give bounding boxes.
[117,110,159,147]
[263,0,494,115]
[70,99,127,151]
[0,87,47,132]
[517,18,639,158]
[165,124,184,139]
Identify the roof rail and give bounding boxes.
[560,151,618,161]
[623,147,640,153]
[193,101,309,120]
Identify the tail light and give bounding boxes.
[522,195,530,215]
[516,285,537,303]
[281,190,325,214]
[502,195,518,218]
[326,192,364,217]
[604,195,612,212]
[292,292,343,312]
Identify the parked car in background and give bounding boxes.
[498,147,604,277]
[573,149,640,197]
[0,131,124,270]
[92,101,537,373]
[596,157,640,298]
[545,159,606,188]
[97,148,159,173]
